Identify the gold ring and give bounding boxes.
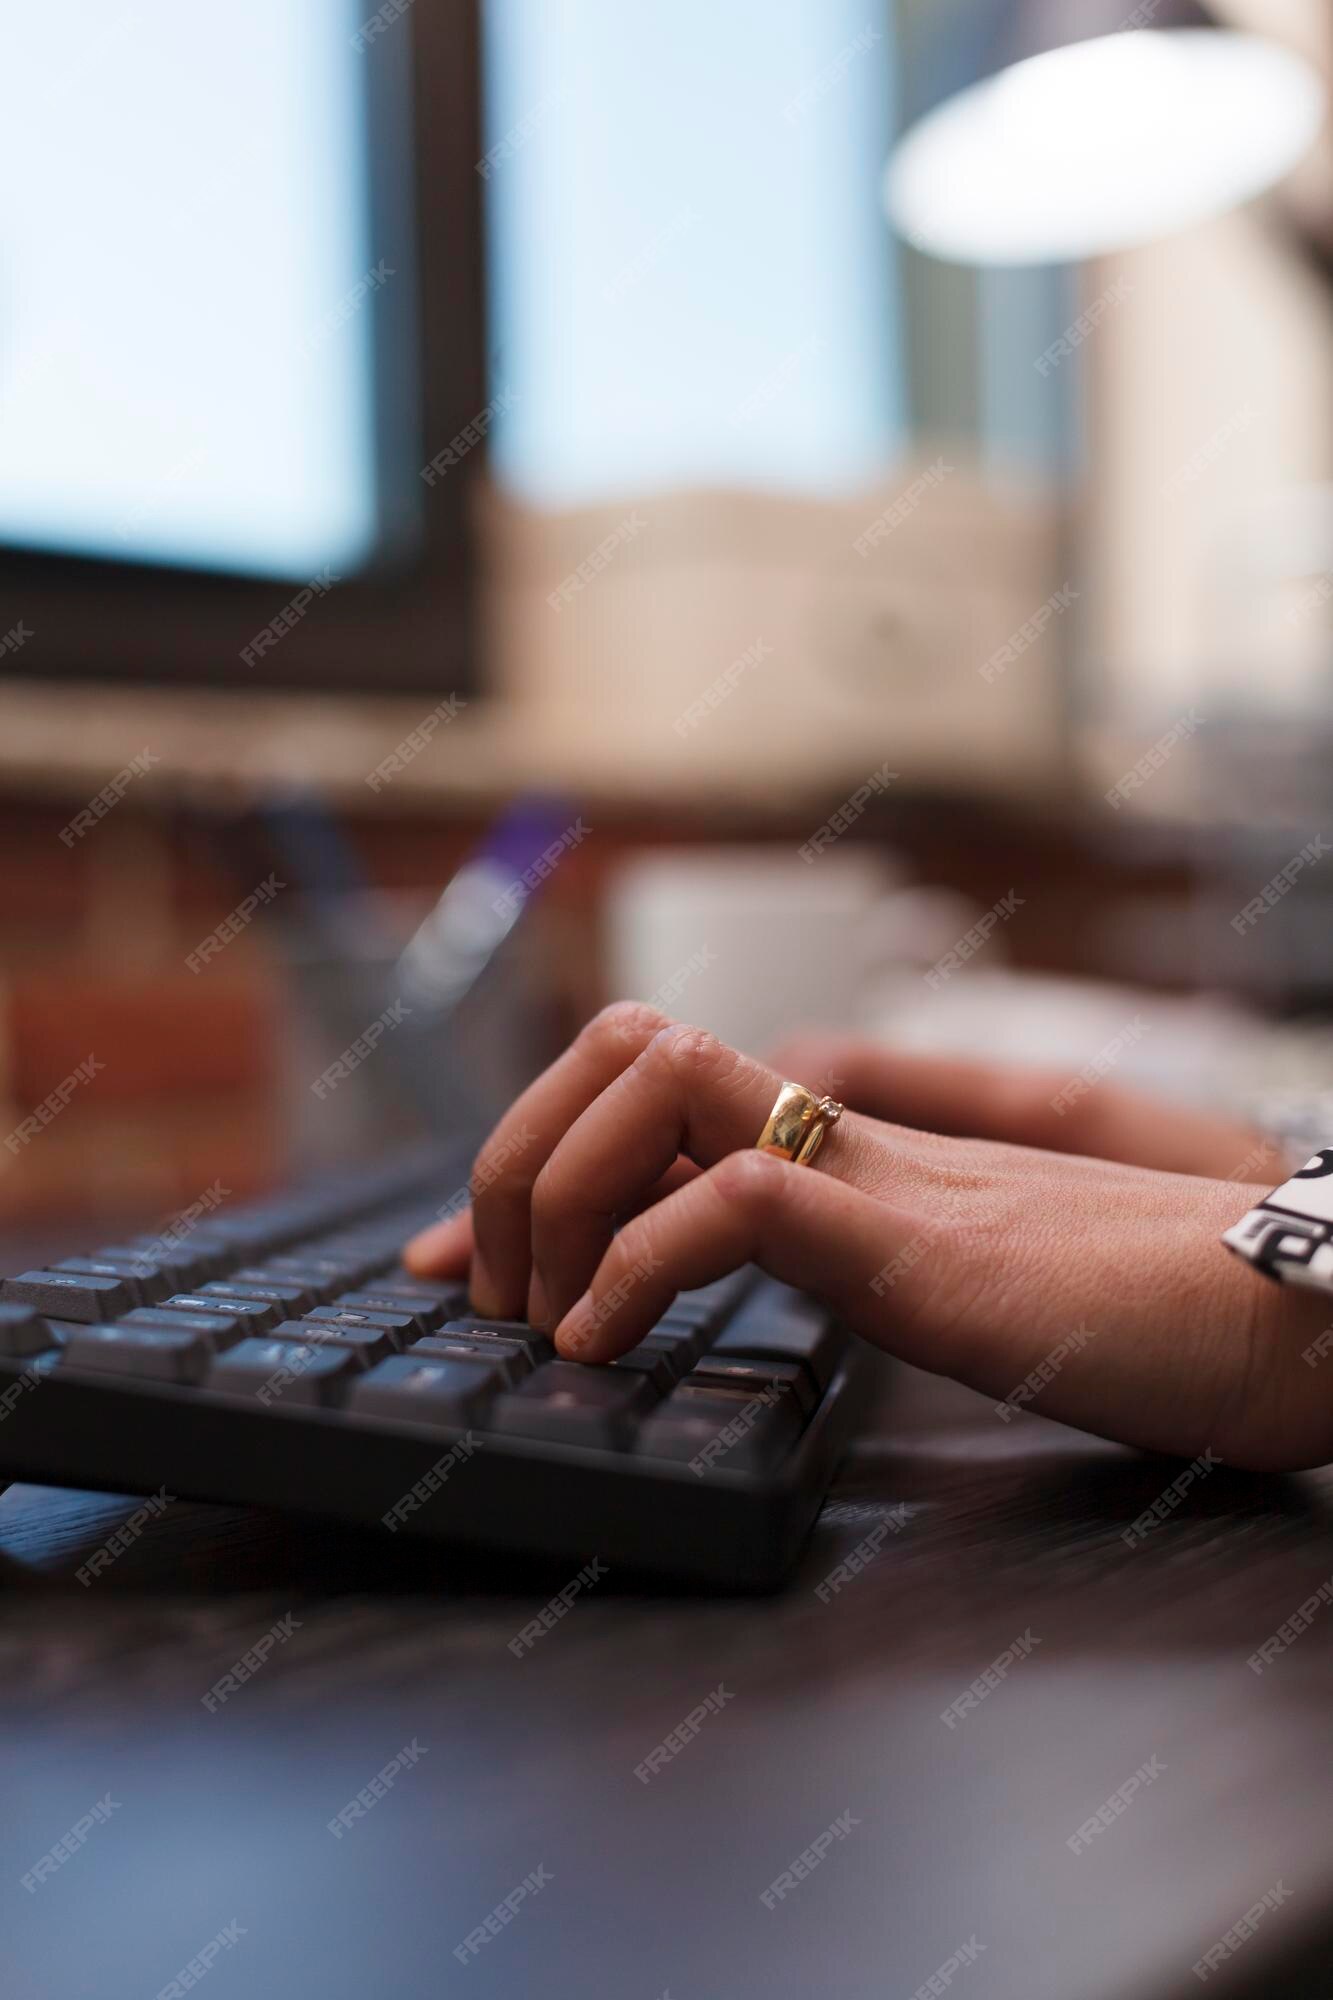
[755,1081,844,1168]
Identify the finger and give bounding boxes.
[403,1207,472,1278]
[531,1023,870,1327]
[464,1000,674,1319]
[404,1150,697,1295]
[554,1147,928,1363]
[525,1158,698,1323]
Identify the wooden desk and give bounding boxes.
[0,1352,1331,2000]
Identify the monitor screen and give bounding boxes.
[0,0,398,583]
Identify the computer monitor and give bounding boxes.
[0,0,485,694]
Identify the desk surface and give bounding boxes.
[0,1355,1331,2000]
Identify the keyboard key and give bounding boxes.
[266,1319,392,1365]
[1,1269,135,1322]
[336,1290,449,1335]
[710,1287,840,1389]
[263,1253,372,1291]
[306,1306,417,1352]
[442,1317,554,1362]
[63,1324,215,1384]
[610,1346,676,1393]
[164,1293,281,1335]
[346,1355,504,1428]
[100,1243,209,1291]
[0,1302,57,1357]
[54,1256,166,1307]
[686,1355,817,1419]
[489,1363,655,1452]
[376,1273,469,1310]
[119,1307,246,1350]
[221,1273,322,1314]
[408,1334,532,1387]
[636,1385,803,1474]
[207,1338,356,1407]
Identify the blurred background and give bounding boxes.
[2,0,1332,1230]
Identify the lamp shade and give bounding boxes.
[886,27,1326,266]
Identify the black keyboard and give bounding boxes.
[0,1149,862,1586]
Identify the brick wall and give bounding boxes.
[0,799,283,1227]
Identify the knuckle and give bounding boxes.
[470,1134,525,1205]
[529,1156,561,1221]
[650,1022,734,1086]
[711,1146,788,1210]
[584,999,671,1053]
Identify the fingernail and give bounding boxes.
[528,1270,550,1330]
[555,1294,598,1359]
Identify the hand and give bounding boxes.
[767,1034,1285,1183]
[404,1003,1333,1472]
